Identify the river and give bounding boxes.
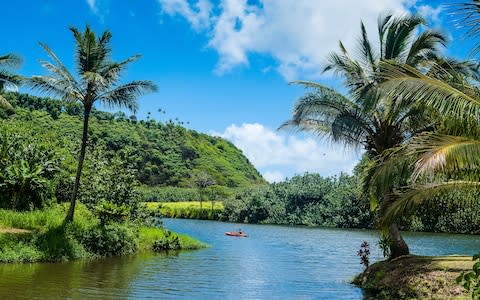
[1,219,479,299]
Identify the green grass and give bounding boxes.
[146,201,224,220]
[147,201,224,210]
[138,226,206,250]
[353,255,473,299]
[0,203,205,263]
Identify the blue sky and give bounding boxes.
[0,0,471,182]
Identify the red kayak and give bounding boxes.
[225,231,248,237]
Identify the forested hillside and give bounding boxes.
[0,92,265,188]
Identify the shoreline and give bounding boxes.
[352,255,473,299]
[0,204,206,264]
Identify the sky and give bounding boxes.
[0,0,472,182]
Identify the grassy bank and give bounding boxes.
[353,255,473,299]
[0,204,205,263]
[147,201,224,220]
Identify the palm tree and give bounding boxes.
[0,53,22,111]
[29,26,157,222]
[373,0,480,225]
[281,14,449,258]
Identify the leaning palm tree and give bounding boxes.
[29,26,157,222]
[0,53,22,111]
[281,14,449,259]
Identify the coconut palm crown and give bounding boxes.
[29,25,157,222]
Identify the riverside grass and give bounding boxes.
[147,201,224,220]
[353,255,473,299]
[0,203,205,263]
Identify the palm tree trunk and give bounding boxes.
[65,107,91,222]
[388,223,409,259]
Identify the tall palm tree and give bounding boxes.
[29,26,157,222]
[0,53,22,111]
[281,14,448,259]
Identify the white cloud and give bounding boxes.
[159,0,213,31]
[86,0,98,14]
[416,5,443,24]
[263,171,285,183]
[214,123,360,182]
[157,0,432,79]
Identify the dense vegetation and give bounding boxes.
[222,172,372,228]
[1,91,265,189]
[217,169,480,234]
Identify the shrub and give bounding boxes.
[79,146,142,223]
[0,122,60,210]
[152,230,181,251]
[79,223,138,256]
[456,253,480,299]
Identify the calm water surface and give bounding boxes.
[1,219,480,299]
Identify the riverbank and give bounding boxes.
[353,255,473,299]
[0,204,205,263]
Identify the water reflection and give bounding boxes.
[1,219,479,299]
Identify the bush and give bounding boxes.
[79,223,138,256]
[35,224,88,261]
[79,146,142,223]
[152,230,181,251]
[0,122,60,210]
[221,185,282,223]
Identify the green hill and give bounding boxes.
[0,92,265,188]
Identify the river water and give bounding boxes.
[1,219,479,299]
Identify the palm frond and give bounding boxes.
[98,80,157,113]
[70,25,112,76]
[380,61,480,120]
[451,0,480,56]
[365,146,412,209]
[39,43,77,84]
[381,181,480,226]
[28,76,83,101]
[281,83,374,148]
[0,70,22,91]
[383,15,425,60]
[99,55,141,86]
[408,133,480,179]
[358,21,377,71]
[378,13,394,58]
[405,30,447,66]
[0,95,14,111]
[0,54,22,68]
